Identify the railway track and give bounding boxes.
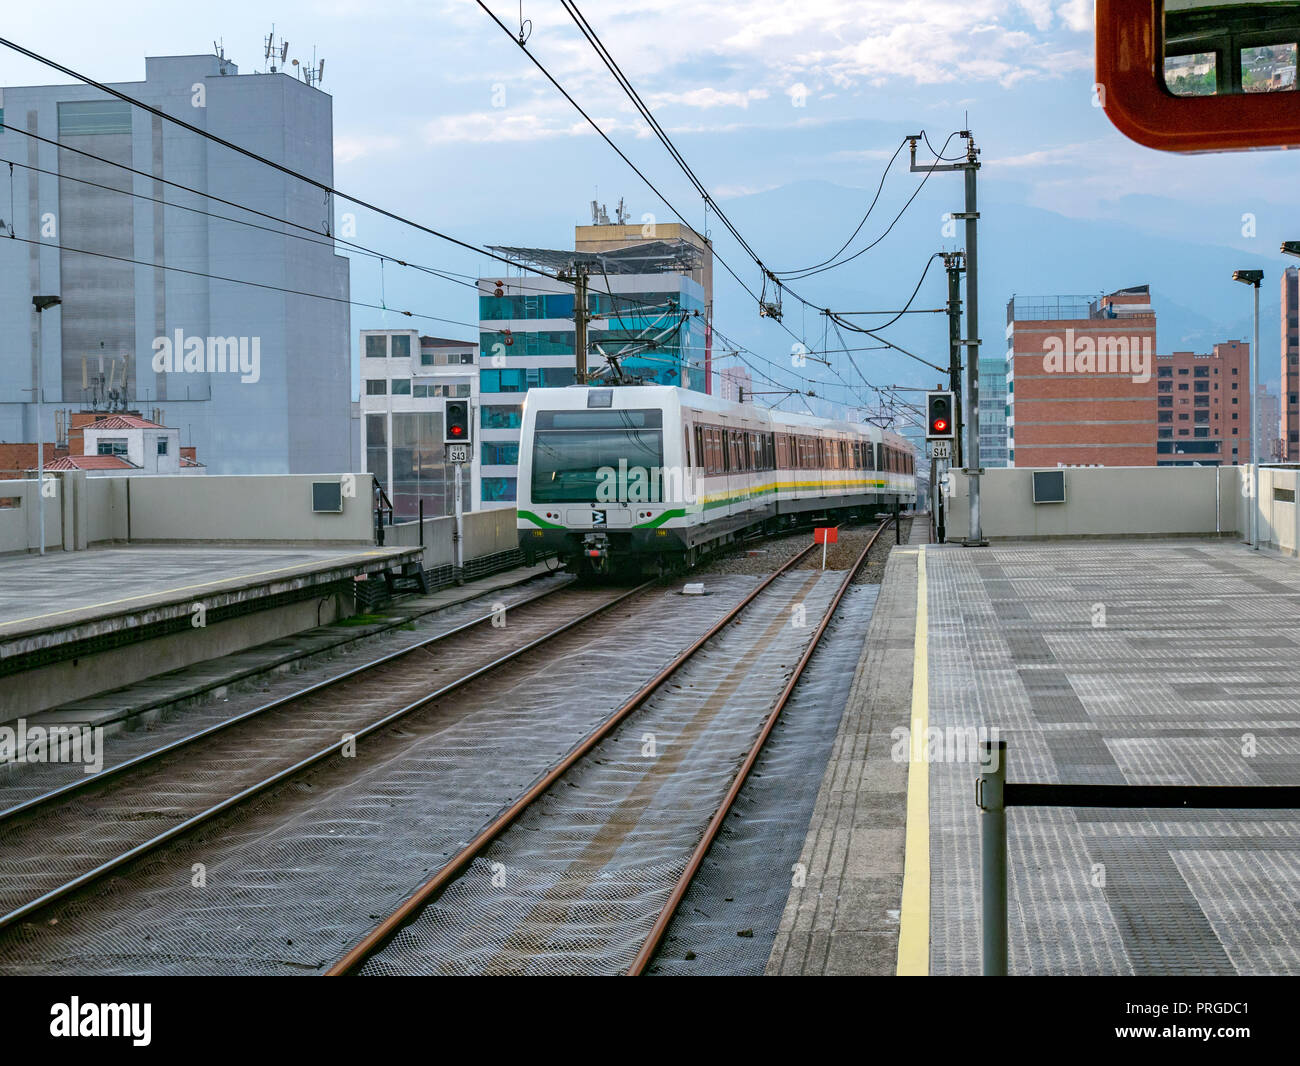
[0,568,571,809]
[327,518,890,976]
[0,579,651,932]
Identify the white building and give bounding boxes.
[47,414,204,475]
[359,330,478,520]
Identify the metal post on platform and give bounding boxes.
[453,460,465,584]
[30,295,61,557]
[894,499,901,544]
[977,739,1008,975]
[418,499,424,548]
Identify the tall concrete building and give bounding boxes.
[1006,287,1158,467]
[474,223,710,508]
[0,53,351,473]
[1283,266,1299,460]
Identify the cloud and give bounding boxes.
[646,87,771,109]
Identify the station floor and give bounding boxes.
[0,545,410,637]
[771,533,1300,976]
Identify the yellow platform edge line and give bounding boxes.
[896,548,930,975]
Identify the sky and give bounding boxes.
[2,0,1296,411]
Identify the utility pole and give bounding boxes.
[911,133,986,546]
[942,252,966,468]
[573,264,590,385]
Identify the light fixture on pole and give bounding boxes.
[1281,241,1300,258]
[29,296,62,556]
[1231,270,1262,550]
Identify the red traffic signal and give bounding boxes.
[444,400,472,445]
[926,391,955,441]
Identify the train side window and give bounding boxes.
[694,426,704,473]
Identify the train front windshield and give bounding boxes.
[530,408,664,503]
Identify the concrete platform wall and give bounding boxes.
[127,475,375,543]
[1255,466,1300,557]
[387,508,520,566]
[1,473,376,553]
[945,465,1242,539]
[0,479,64,555]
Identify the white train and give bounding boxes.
[516,385,917,575]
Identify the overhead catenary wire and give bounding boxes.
[0,35,572,285]
[1,32,939,413]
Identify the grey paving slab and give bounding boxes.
[926,538,1300,975]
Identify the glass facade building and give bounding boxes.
[474,259,709,509]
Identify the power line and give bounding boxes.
[474,1,827,362]
[773,138,908,275]
[0,36,569,283]
[0,230,480,330]
[775,132,959,281]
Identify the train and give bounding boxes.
[516,385,917,575]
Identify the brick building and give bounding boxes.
[1007,286,1158,467]
[1008,285,1253,468]
[1155,342,1250,466]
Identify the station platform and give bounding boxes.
[770,533,1300,976]
[0,545,422,719]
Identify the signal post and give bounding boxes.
[445,400,472,581]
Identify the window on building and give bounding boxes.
[96,438,128,456]
[481,405,523,430]
[391,335,411,358]
[1178,383,1189,391]
[481,441,520,466]
[365,335,387,358]
[157,439,169,456]
[1158,411,1173,422]
[58,100,132,136]
[391,379,412,396]
[366,379,387,395]
[365,414,387,482]
[422,349,475,366]
[1178,413,1189,421]
[1157,367,1173,378]
[481,477,517,503]
[1194,366,1209,377]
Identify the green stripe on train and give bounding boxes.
[517,509,564,529]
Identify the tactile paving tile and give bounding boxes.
[924,540,1300,975]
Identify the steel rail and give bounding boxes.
[626,518,889,974]
[0,580,652,933]
[325,538,826,975]
[0,574,571,824]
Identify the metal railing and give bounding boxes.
[976,739,1300,975]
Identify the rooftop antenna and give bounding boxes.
[264,25,288,73]
[615,197,629,225]
[213,38,225,61]
[295,47,326,87]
